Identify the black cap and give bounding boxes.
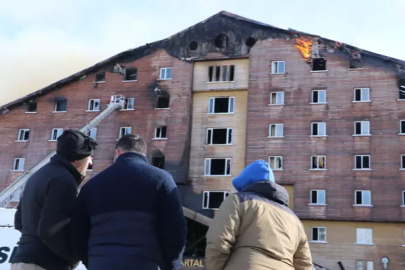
[56,129,98,162]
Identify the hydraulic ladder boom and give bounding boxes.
[0,95,126,208]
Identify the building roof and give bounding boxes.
[1,10,404,113]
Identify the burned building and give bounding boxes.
[1,11,405,269]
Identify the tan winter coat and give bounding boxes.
[205,182,312,270]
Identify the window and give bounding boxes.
[311,227,327,242]
[271,61,286,74]
[356,261,374,270]
[270,92,284,105]
[311,122,326,136]
[399,78,405,100]
[87,128,97,140]
[356,228,373,245]
[208,97,235,114]
[402,191,405,206]
[26,103,37,113]
[204,158,231,176]
[311,90,327,104]
[17,129,30,142]
[124,68,137,81]
[156,96,170,109]
[355,155,371,170]
[122,98,135,110]
[12,158,25,171]
[208,65,235,82]
[87,99,100,111]
[203,191,230,210]
[95,72,105,83]
[312,58,327,71]
[354,121,370,136]
[87,163,93,171]
[310,190,326,205]
[402,155,405,170]
[311,156,326,170]
[268,156,283,170]
[355,191,372,206]
[54,100,67,112]
[160,68,172,80]
[354,88,370,102]
[206,128,232,145]
[269,124,284,138]
[119,127,132,138]
[400,120,405,134]
[155,126,167,139]
[50,128,63,141]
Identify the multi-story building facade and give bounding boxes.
[1,11,405,270]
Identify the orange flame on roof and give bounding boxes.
[294,37,312,61]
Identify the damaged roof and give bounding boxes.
[1,10,405,113]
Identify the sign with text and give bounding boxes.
[181,258,205,269]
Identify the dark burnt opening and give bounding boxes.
[156,96,170,109]
[214,34,229,49]
[189,41,198,51]
[152,150,165,169]
[246,37,257,47]
[26,103,37,113]
[312,58,327,71]
[399,79,405,100]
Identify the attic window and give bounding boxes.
[189,41,198,51]
[26,103,37,113]
[399,79,405,100]
[96,72,105,82]
[246,37,257,47]
[124,68,137,81]
[156,96,170,109]
[214,34,229,49]
[312,58,327,71]
[54,100,67,112]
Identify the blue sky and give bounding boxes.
[1,0,404,105]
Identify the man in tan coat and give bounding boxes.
[206,160,312,270]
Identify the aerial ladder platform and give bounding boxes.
[0,95,126,208]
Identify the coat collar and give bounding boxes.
[116,152,149,164]
[242,181,289,207]
[50,154,83,185]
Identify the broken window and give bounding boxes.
[270,92,284,105]
[354,88,370,102]
[87,162,93,171]
[208,65,235,82]
[122,98,135,110]
[310,190,326,205]
[245,37,257,48]
[269,124,284,138]
[87,128,97,140]
[202,191,230,209]
[268,156,283,170]
[355,191,371,206]
[155,126,167,139]
[312,90,326,104]
[401,155,405,170]
[13,158,25,171]
[311,227,326,242]
[96,72,105,83]
[26,103,37,113]
[54,100,67,112]
[312,58,327,71]
[356,260,374,270]
[208,97,235,114]
[156,96,170,109]
[88,99,100,111]
[399,79,405,100]
[124,68,137,81]
[119,127,132,138]
[17,129,30,142]
[189,41,198,51]
[271,61,285,74]
[214,34,228,49]
[204,158,231,176]
[402,191,405,205]
[355,155,371,170]
[160,67,172,80]
[311,122,326,136]
[152,156,165,169]
[354,121,370,135]
[206,128,232,145]
[50,128,63,141]
[311,156,326,170]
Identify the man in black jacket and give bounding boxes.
[70,134,187,270]
[11,130,97,270]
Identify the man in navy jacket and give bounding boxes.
[70,134,187,270]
